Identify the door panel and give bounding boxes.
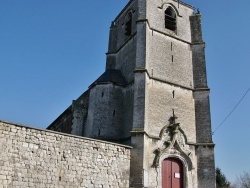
[162,158,183,188]
[162,159,172,188]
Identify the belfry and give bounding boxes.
[48,0,216,187]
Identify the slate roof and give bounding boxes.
[90,69,127,87]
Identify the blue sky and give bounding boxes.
[1,0,250,183]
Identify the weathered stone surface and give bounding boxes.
[0,121,131,188]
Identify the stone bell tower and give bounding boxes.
[48,0,216,187]
[105,0,215,187]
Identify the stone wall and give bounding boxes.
[0,120,131,188]
[85,84,124,141]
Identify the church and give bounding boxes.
[47,0,215,187]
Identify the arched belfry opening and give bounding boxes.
[125,12,132,36]
[165,6,177,31]
[162,158,184,188]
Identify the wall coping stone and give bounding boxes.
[0,119,132,149]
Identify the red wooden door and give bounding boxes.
[162,158,183,188]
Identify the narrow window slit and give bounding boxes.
[98,129,101,137]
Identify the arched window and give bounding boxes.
[165,7,177,31]
[125,12,132,36]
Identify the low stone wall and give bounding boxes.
[0,120,131,188]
